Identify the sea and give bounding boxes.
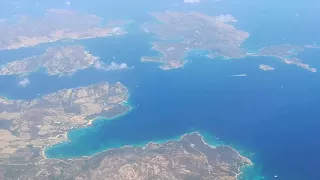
[1,0,320,180]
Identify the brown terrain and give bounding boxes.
[0,82,130,165]
[141,11,249,70]
[256,44,317,72]
[0,132,252,180]
[0,45,128,76]
[140,12,317,72]
[0,9,131,50]
[0,9,258,180]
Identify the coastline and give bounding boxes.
[86,101,133,126]
[43,129,254,180]
[196,131,253,164]
[194,131,254,179]
[43,101,133,159]
[42,131,69,159]
[197,131,260,179]
[40,84,255,178]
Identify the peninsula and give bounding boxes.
[255,44,317,72]
[0,9,131,50]
[0,82,130,164]
[0,132,252,180]
[0,45,129,76]
[141,11,249,70]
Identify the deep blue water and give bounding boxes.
[1,32,319,180]
[1,1,320,180]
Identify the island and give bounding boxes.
[0,132,252,180]
[259,64,274,71]
[0,45,129,76]
[0,82,130,164]
[140,12,318,73]
[255,44,317,72]
[141,11,249,70]
[0,9,132,50]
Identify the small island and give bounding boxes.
[0,132,252,180]
[259,64,274,71]
[0,82,130,164]
[255,44,317,72]
[141,11,249,70]
[0,9,131,50]
[0,45,129,76]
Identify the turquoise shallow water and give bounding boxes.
[41,33,320,180]
[1,32,320,179]
[1,1,320,179]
